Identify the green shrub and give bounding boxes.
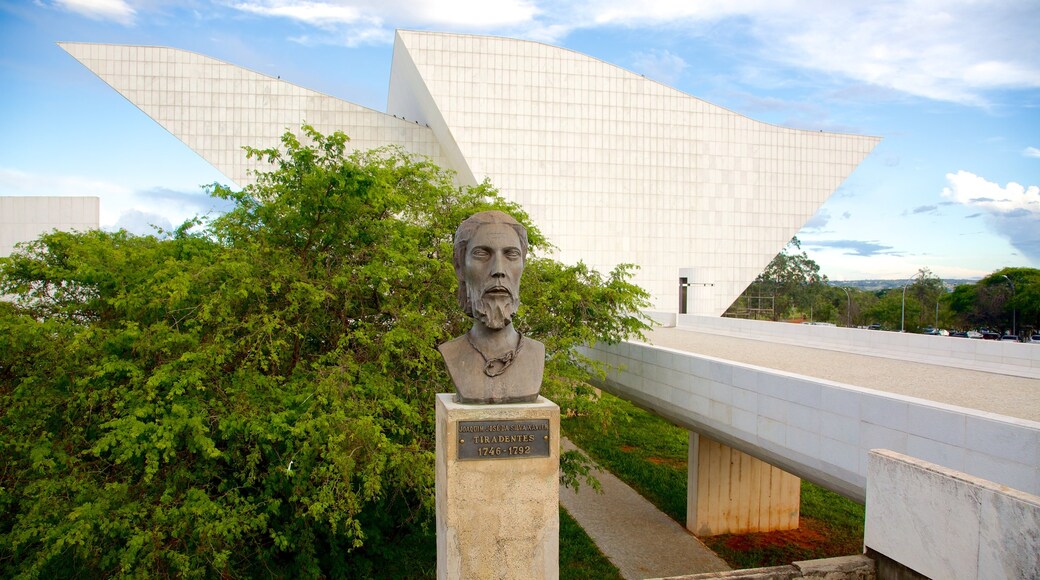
[0,126,648,577]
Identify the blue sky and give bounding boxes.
[1,0,1038,281]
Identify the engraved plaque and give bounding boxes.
[457,419,550,460]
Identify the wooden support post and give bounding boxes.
[687,432,800,536]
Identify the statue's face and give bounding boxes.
[464,222,523,329]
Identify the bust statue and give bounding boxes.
[438,211,545,404]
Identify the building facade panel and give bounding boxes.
[60,42,450,187]
[389,31,878,313]
[1,196,100,258]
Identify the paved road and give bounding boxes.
[643,326,1040,422]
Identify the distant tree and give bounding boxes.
[817,285,877,327]
[727,237,829,321]
[0,126,650,577]
[848,288,879,327]
[908,268,945,331]
[863,269,945,332]
[950,267,1040,335]
[948,283,986,329]
[864,289,906,331]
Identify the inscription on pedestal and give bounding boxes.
[457,419,550,460]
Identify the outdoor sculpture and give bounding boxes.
[438,211,545,404]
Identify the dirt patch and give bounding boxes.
[646,456,686,469]
[619,445,638,452]
[701,517,860,568]
[721,522,827,552]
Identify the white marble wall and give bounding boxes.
[678,314,1040,378]
[391,31,880,314]
[64,33,879,315]
[1,196,99,257]
[866,449,1040,580]
[60,43,450,188]
[585,340,1040,501]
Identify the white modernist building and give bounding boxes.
[1,196,100,258]
[61,31,879,313]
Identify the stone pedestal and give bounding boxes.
[687,432,800,536]
[436,393,560,580]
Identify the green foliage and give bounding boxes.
[949,267,1040,335]
[819,286,878,327]
[559,508,624,580]
[726,237,830,321]
[864,266,1040,335]
[862,268,947,332]
[567,393,865,570]
[0,126,650,577]
[864,288,907,330]
[563,393,690,525]
[799,481,865,533]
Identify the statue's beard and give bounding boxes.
[469,286,519,330]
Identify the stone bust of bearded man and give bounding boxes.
[438,211,545,404]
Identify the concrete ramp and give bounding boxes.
[584,327,1040,502]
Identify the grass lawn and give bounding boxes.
[560,506,625,579]
[563,392,865,569]
[377,506,621,578]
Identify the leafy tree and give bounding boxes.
[831,286,879,328]
[863,288,906,331]
[0,126,650,577]
[814,285,873,327]
[862,269,946,332]
[906,268,945,331]
[949,267,1040,335]
[727,237,829,321]
[947,282,982,328]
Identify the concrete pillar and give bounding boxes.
[435,393,560,580]
[687,432,800,536]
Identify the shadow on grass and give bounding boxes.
[563,392,865,570]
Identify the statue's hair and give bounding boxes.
[453,211,528,315]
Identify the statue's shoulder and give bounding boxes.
[524,336,545,356]
[438,335,468,357]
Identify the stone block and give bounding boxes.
[435,394,560,580]
[865,449,1040,580]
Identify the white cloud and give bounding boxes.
[0,168,128,197]
[232,1,367,27]
[580,0,758,25]
[942,170,1040,262]
[942,170,1040,215]
[406,0,540,27]
[231,0,540,44]
[0,168,134,227]
[801,208,831,231]
[223,0,1040,105]
[755,1,1040,106]
[1024,147,1040,159]
[231,0,393,46]
[0,169,229,231]
[53,0,136,25]
[112,209,173,236]
[629,49,687,86]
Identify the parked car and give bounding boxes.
[1029,334,1040,343]
[867,323,882,330]
[1000,334,1020,342]
[966,330,983,339]
[949,330,969,338]
[979,330,1001,340]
